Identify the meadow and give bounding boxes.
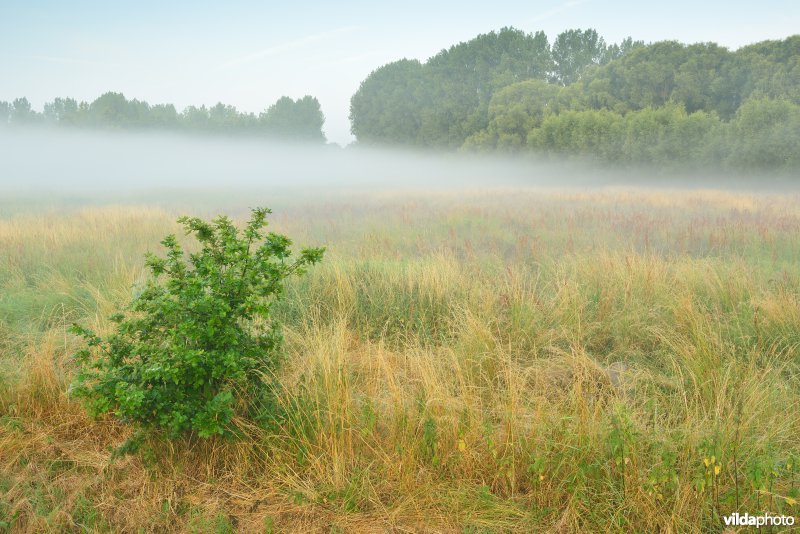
[1,186,799,532]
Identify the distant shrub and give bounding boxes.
[70,208,324,441]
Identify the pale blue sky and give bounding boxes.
[1,1,798,144]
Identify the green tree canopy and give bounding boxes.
[349,27,639,148]
[1,92,326,142]
[350,59,426,145]
[551,28,609,85]
[0,101,10,125]
[260,95,326,142]
[10,97,38,125]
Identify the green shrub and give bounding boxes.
[70,207,324,440]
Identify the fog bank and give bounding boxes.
[0,128,797,202]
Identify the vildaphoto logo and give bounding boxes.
[723,512,795,528]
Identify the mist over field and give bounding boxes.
[2,128,798,204]
[0,128,536,192]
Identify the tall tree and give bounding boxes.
[0,101,10,125]
[261,95,326,142]
[551,29,607,85]
[43,97,79,124]
[10,97,39,124]
[350,59,427,145]
[350,27,555,147]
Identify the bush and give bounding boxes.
[70,207,324,440]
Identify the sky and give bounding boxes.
[1,1,798,145]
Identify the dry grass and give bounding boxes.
[1,187,799,532]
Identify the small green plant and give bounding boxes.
[608,404,636,497]
[422,415,439,466]
[70,207,323,442]
[643,443,678,502]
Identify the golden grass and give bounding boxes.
[1,187,799,532]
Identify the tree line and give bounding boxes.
[0,92,327,143]
[3,27,798,168]
[350,28,800,169]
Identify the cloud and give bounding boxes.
[222,26,358,68]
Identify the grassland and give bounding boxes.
[1,187,799,532]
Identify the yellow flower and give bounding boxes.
[786,497,797,506]
[457,439,466,453]
[703,458,710,467]
[714,465,721,475]
[539,474,545,481]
